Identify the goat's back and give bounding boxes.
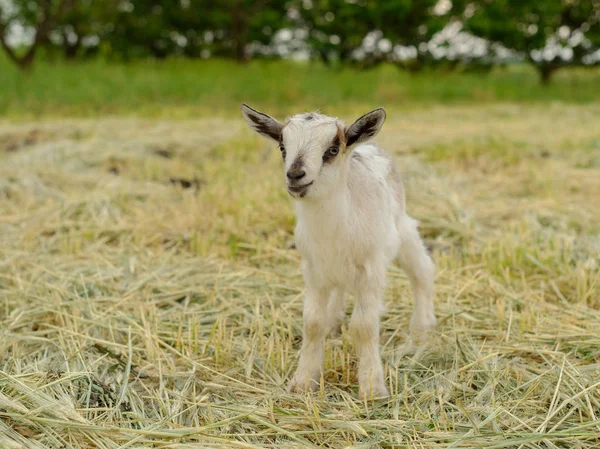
[349,143,406,218]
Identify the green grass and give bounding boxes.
[1,55,600,118]
[1,102,599,447]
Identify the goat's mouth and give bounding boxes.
[287,181,313,197]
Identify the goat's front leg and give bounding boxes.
[289,285,330,392]
[350,286,388,399]
[326,289,346,336]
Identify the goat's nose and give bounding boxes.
[287,168,306,180]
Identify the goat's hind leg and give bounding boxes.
[397,217,437,339]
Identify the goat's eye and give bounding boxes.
[279,143,285,152]
[322,145,340,163]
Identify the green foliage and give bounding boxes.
[108,0,193,59]
[105,0,290,61]
[294,0,374,64]
[456,0,600,82]
[205,0,290,61]
[53,0,120,58]
[295,0,446,67]
[0,0,56,68]
[1,0,600,84]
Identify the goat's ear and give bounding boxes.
[240,103,283,142]
[345,108,386,147]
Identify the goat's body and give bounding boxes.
[240,103,436,398]
[295,143,403,294]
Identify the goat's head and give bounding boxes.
[241,104,386,199]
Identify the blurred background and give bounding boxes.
[1,0,600,116]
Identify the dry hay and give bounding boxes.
[1,105,599,448]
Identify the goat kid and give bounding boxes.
[241,104,436,399]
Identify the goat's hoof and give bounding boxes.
[327,323,343,338]
[288,376,318,394]
[410,313,437,341]
[358,382,389,401]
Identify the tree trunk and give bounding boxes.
[537,63,558,85]
[234,29,248,63]
[230,0,248,63]
[231,0,268,63]
[64,33,81,59]
[339,47,353,63]
[317,49,331,66]
[0,38,37,70]
[16,52,36,70]
[65,43,79,59]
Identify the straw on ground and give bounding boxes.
[1,104,599,448]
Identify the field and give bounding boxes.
[2,56,600,117]
[1,59,600,448]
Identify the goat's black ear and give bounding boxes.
[345,108,386,147]
[240,103,283,142]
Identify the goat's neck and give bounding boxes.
[295,174,351,227]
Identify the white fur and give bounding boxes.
[241,106,436,399]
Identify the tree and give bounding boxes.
[0,0,117,66]
[52,0,119,59]
[293,0,452,70]
[0,0,58,69]
[455,0,600,84]
[208,0,290,62]
[374,0,452,71]
[166,0,214,58]
[103,0,288,62]
[293,0,373,66]
[107,0,181,59]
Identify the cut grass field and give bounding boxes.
[1,61,600,448]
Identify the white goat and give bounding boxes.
[241,104,436,398]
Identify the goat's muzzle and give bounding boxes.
[287,181,313,198]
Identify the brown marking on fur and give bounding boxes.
[289,156,304,172]
[336,124,347,153]
[279,135,287,160]
[322,129,345,165]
